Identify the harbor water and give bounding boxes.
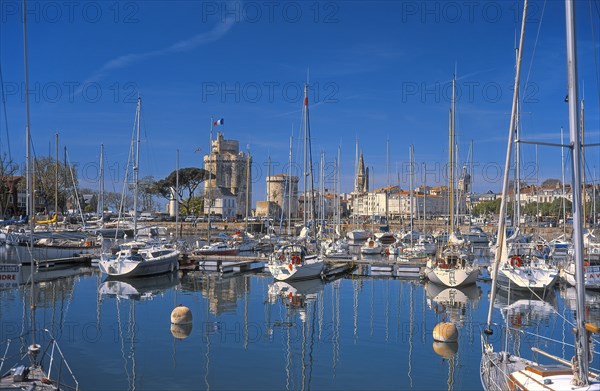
[0,246,599,390]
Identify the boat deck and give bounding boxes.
[0,364,62,390]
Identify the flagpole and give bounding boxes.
[207,117,213,244]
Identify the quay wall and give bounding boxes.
[155,221,571,241]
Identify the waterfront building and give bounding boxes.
[203,132,252,218]
[266,174,299,218]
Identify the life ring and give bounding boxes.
[510,256,522,268]
[291,255,301,265]
[510,314,522,327]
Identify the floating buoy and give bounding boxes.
[432,322,458,343]
[432,341,458,358]
[171,323,192,339]
[171,305,192,325]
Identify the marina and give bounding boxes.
[1,0,600,389]
[0,236,599,390]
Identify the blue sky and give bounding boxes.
[1,1,599,206]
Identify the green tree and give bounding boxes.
[0,153,19,216]
[138,176,157,212]
[154,167,208,216]
[180,196,204,216]
[472,198,502,216]
[33,156,78,214]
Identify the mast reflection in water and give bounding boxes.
[0,261,590,390]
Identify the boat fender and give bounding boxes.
[288,263,293,271]
[584,261,590,272]
[385,247,389,256]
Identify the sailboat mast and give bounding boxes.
[207,118,213,244]
[409,145,414,243]
[565,0,589,382]
[302,83,315,230]
[23,0,37,348]
[267,155,271,229]
[514,71,521,228]
[55,133,59,221]
[449,76,455,236]
[303,90,308,228]
[99,143,104,220]
[581,98,586,226]
[176,149,180,238]
[287,134,293,236]
[132,97,141,238]
[485,0,528,332]
[337,144,341,236]
[561,127,567,233]
[245,146,251,233]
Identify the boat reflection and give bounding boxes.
[179,271,250,315]
[266,277,327,391]
[268,279,325,315]
[425,281,482,325]
[494,288,557,326]
[560,285,600,324]
[98,271,179,300]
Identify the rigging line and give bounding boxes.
[0,59,11,160]
[589,0,600,135]
[506,326,600,357]
[522,0,547,113]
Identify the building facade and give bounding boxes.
[203,132,252,218]
[266,174,299,218]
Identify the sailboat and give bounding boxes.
[267,83,324,281]
[481,1,599,389]
[0,2,79,387]
[425,75,479,288]
[494,230,558,293]
[97,97,179,278]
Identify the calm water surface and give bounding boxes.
[1,251,599,390]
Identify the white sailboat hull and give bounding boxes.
[97,250,179,277]
[347,230,370,241]
[268,257,324,281]
[562,263,600,290]
[426,266,479,287]
[496,266,558,292]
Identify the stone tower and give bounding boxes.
[203,132,252,217]
[266,174,299,217]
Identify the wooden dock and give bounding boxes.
[181,254,267,274]
[20,254,94,268]
[179,253,424,279]
[348,258,426,279]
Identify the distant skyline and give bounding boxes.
[1,1,599,206]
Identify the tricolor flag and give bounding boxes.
[213,118,224,126]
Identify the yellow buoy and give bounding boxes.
[432,322,458,343]
[171,305,192,325]
[432,341,458,358]
[171,323,193,339]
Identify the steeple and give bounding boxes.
[355,151,368,193]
